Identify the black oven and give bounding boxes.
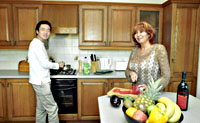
[51,78,77,114]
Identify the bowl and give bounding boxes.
[122,105,184,123]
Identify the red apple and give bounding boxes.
[132,110,147,122]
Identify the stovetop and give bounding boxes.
[50,69,77,75]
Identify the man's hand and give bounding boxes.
[58,61,65,68]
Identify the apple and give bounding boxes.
[147,105,156,115]
[132,110,147,122]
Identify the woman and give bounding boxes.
[125,22,170,91]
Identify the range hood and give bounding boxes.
[52,27,78,34]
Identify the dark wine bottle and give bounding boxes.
[176,72,189,111]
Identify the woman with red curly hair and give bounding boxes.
[125,22,170,91]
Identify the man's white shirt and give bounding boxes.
[28,38,59,85]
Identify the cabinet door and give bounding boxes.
[78,79,108,120]
[0,80,6,121]
[108,6,135,47]
[170,4,199,95]
[108,78,132,90]
[0,4,13,46]
[12,4,42,47]
[6,79,36,121]
[42,4,78,27]
[168,80,192,93]
[79,5,108,46]
[137,7,163,43]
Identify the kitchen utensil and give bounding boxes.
[94,54,97,61]
[107,87,138,98]
[90,54,94,61]
[94,70,113,75]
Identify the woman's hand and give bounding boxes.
[138,84,148,91]
[129,72,138,82]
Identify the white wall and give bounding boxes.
[0,35,131,70]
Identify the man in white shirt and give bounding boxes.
[28,20,64,123]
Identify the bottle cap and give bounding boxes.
[182,72,187,79]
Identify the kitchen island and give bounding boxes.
[98,92,200,123]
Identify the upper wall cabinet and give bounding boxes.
[42,4,78,34]
[136,7,163,43]
[0,4,42,49]
[0,4,12,47]
[79,5,136,50]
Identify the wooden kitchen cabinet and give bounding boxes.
[136,7,163,43]
[0,4,13,47]
[0,4,42,49]
[79,5,135,50]
[108,78,132,90]
[162,1,200,96]
[78,79,108,120]
[6,79,36,121]
[42,4,78,34]
[0,79,6,122]
[77,78,132,120]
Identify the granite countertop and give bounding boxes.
[0,70,126,79]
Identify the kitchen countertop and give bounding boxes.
[0,70,126,79]
[98,92,200,123]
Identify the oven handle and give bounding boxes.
[53,87,77,91]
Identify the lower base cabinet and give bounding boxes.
[1,78,129,121]
[0,79,6,122]
[6,79,36,121]
[77,78,130,120]
[0,79,36,122]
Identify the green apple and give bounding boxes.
[147,105,156,115]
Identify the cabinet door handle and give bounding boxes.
[105,82,108,87]
[7,82,10,87]
[1,82,4,87]
[111,83,113,88]
[104,41,107,46]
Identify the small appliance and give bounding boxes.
[99,58,112,70]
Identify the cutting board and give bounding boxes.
[107,87,138,99]
[18,60,29,72]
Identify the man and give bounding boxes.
[28,20,64,123]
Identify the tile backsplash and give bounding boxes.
[0,35,131,70]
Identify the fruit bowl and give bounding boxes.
[122,105,184,123]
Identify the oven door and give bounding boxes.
[51,78,77,114]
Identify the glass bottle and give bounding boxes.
[176,72,189,111]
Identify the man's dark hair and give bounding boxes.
[35,20,52,35]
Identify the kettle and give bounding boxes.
[99,58,112,70]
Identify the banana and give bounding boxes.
[156,102,166,112]
[168,103,182,123]
[158,97,175,119]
